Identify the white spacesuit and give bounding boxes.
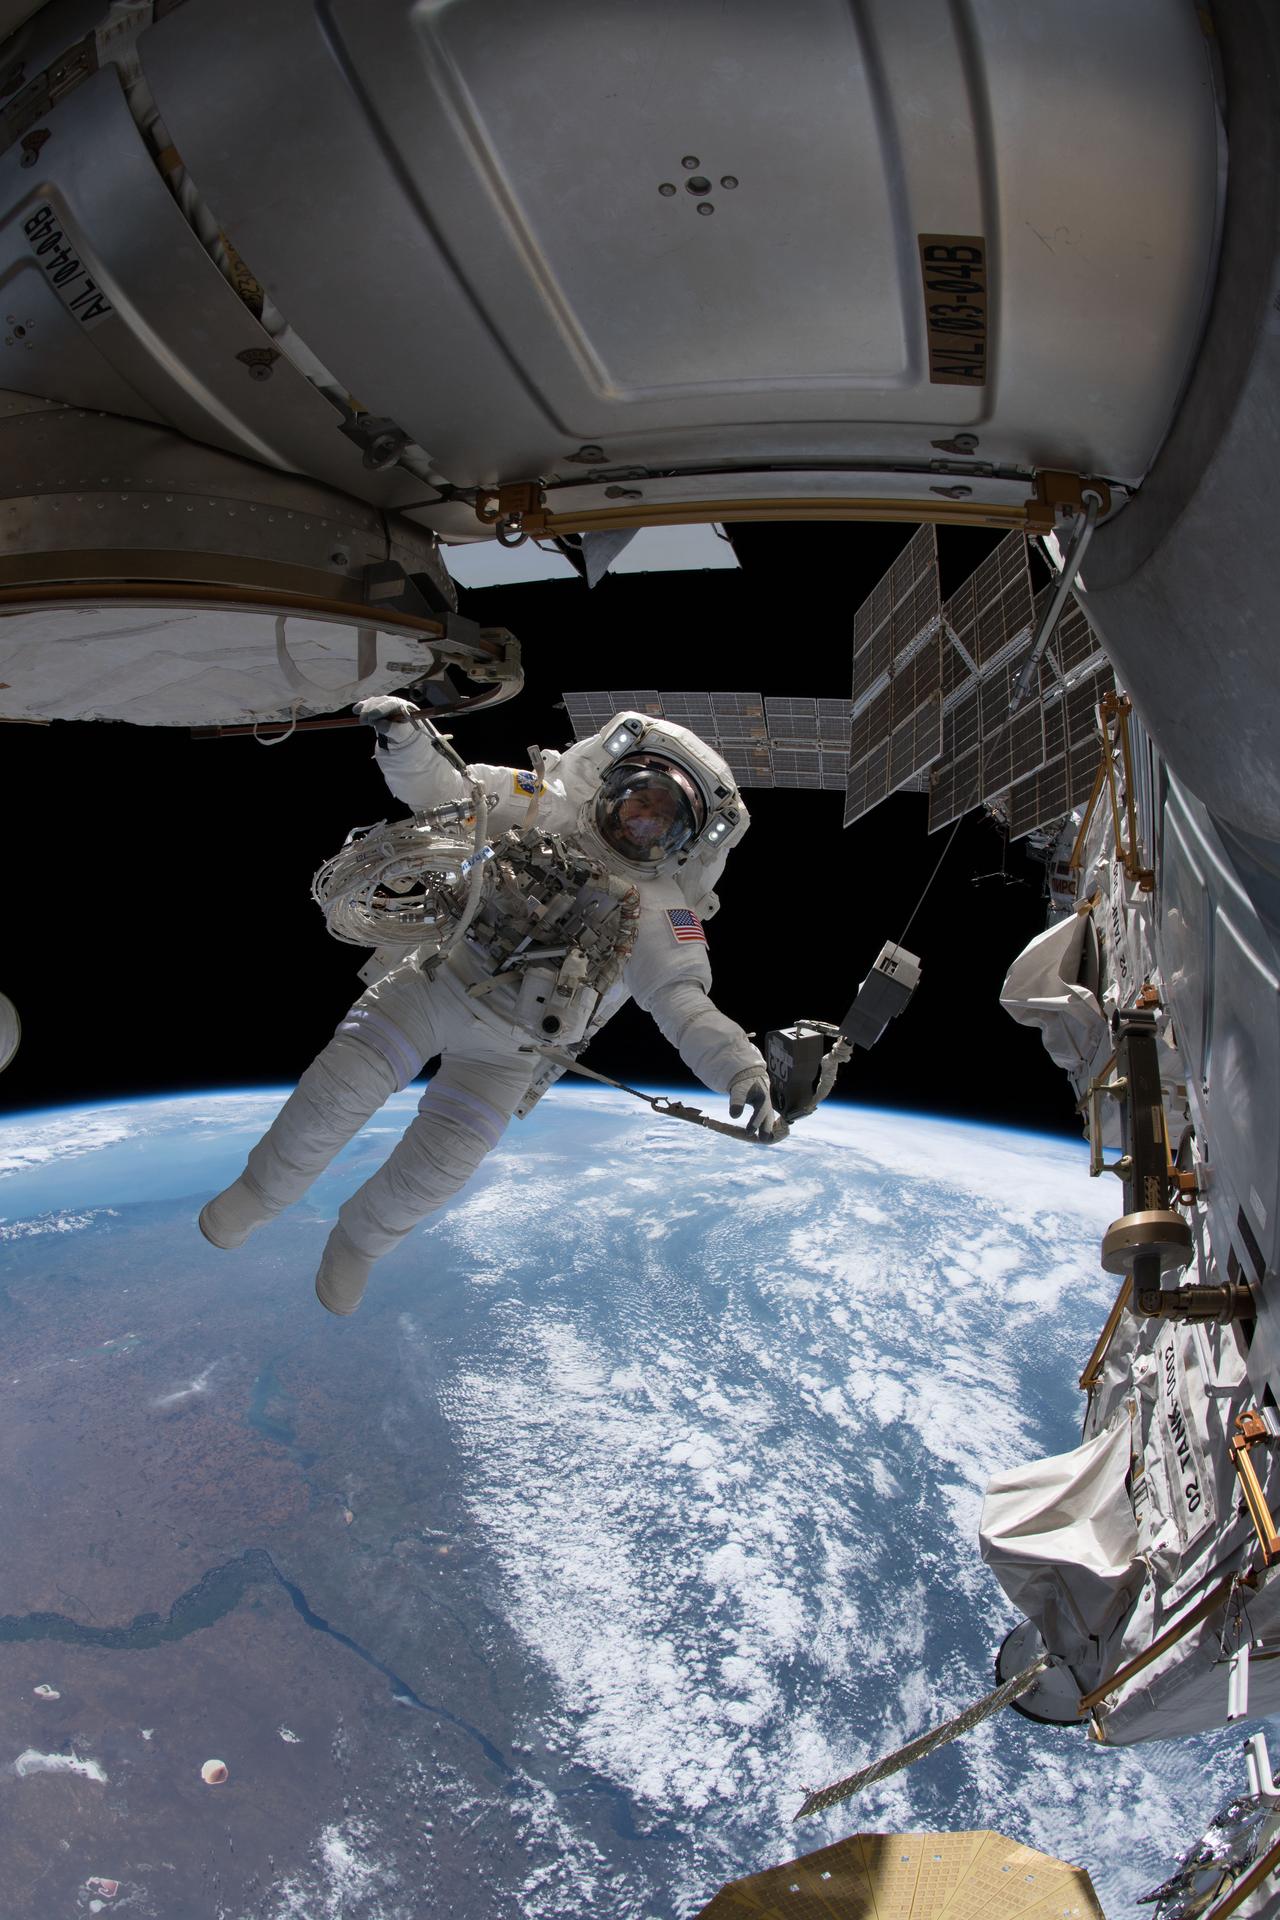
[199,703,777,1313]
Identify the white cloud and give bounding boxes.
[0,1207,116,1240]
[13,1749,107,1783]
[0,1110,139,1177]
[0,1081,1224,1914]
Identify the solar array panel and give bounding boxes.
[562,690,630,731]
[562,556,1113,841]
[944,531,1035,668]
[926,575,1113,833]
[770,748,851,790]
[890,701,942,791]
[1033,583,1108,681]
[559,690,849,791]
[647,689,716,731]
[926,651,1053,831]
[843,678,944,825]
[1007,733,1106,839]
[932,659,1113,837]
[844,526,947,827]
[843,739,891,825]
[721,741,775,788]
[765,694,855,790]
[926,749,982,834]
[765,696,854,747]
[851,525,940,705]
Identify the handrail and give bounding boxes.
[1078,1571,1255,1715]
[1079,1275,1132,1392]
[1230,1413,1280,1566]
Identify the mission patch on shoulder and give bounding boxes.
[510,769,545,797]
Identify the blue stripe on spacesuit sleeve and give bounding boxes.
[417,1080,510,1150]
[335,1006,422,1091]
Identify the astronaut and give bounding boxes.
[199,702,779,1315]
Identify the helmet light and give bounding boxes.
[603,717,646,758]
[704,808,737,847]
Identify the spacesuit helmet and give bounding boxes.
[594,753,707,864]
[561,711,749,889]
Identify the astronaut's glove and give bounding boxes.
[353,695,418,744]
[728,1069,782,1141]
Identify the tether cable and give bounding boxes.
[523,1043,782,1146]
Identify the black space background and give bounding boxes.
[0,521,1080,1137]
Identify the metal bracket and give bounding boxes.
[1009,488,1103,711]
[338,415,414,471]
[1025,468,1113,532]
[402,618,522,713]
[474,482,548,545]
[360,560,433,619]
[1086,1059,1131,1179]
[1132,1282,1254,1322]
[1069,691,1154,888]
[1079,1570,1258,1717]
[1090,1013,1210,1322]
[358,573,509,683]
[1202,1833,1280,1920]
[440,617,522,685]
[472,468,1113,542]
[1,31,97,150]
[1230,1410,1280,1566]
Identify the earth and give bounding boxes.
[0,1085,1252,1919]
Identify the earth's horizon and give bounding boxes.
[0,1083,1255,1918]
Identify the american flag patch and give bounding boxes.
[666,907,707,945]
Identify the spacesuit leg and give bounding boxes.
[314,1045,535,1315]
[198,966,438,1248]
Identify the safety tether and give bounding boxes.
[524,1043,781,1146]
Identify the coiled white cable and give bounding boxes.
[311,792,487,955]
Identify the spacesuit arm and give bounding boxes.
[625,896,764,1095]
[364,726,473,811]
[368,724,565,828]
[640,974,767,1094]
[375,736,556,823]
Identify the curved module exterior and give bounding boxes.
[984,690,1280,1750]
[0,0,1225,724]
[976,0,1280,1764]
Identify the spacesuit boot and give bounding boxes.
[309,1053,535,1314]
[314,1222,376,1316]
[198,1171,277,1249]
[197,1033,407,1255]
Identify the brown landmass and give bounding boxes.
[0,1201,555,1918]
